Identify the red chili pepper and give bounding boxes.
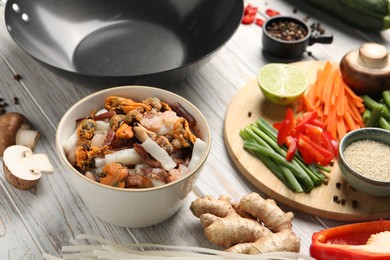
[255,18,264,27]
[310,220,390,260]
[265,8,280,17]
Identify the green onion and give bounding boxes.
[240,119,327,193]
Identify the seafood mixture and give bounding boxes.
[63,95,206,188]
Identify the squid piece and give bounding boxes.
[105,96,151,114]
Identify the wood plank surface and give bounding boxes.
[0,0,389,258]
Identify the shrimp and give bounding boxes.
[125,174,153,188]
[100,162,129,188]
[105,96,151,114]
[140,110,163,132]
[166,164,189,183]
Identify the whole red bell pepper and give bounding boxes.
[310,220,390,260]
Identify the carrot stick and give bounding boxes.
[344,110,357,131]
[299,62,365,140]
[301,93,315,111]
[335,74,345,117]
[327,102,337,139]
[336,116,347,140]
[306,83,317,105]
[322,69,336,116]
[315,62,333,100]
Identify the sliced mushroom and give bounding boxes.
[340,42,390,96]
[0,112,40,156]
[3,145,54,190]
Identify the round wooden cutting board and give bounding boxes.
[224,61,390,222]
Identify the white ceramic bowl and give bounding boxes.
[338,127,390,197]
[56,86,211,227]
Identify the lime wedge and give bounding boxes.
[258,63,307,106]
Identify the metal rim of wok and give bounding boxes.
[4,0,244,87]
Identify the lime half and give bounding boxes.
[258,63,307,106]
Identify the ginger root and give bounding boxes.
[190,192,300,255]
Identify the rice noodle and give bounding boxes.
[42,234,315,260]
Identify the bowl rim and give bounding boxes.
[263,15,311,44]
[339,127,390,186]
[55,85,212,193]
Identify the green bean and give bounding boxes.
[246,147,303,193]
[362,95,390,120]
[362,109,371,124]
[365,103,383,127]
[378,117,390,131]
[243,142,313,192]
[240,119,331,193]
[382,90,390,109]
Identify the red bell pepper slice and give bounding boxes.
[276,108,295,146]
[310,220,390,260]
[285,135,297,161]
[265,8,280,17]
[304,123,324,143]
[242,4,258,24]
[320,130,339,157]
[272,122,282,131]
[255,18,264,27]
[242,15,255,24]
[295,111,318,134]
[298,144,316,164]
[244,4,258,15]
[297,134,334,166]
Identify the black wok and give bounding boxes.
[4,0,243,88]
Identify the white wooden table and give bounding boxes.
[0,1,389,259]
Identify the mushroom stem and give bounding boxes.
[358,43,388,69]
[16,128,40,150]
[0,112,41,156]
